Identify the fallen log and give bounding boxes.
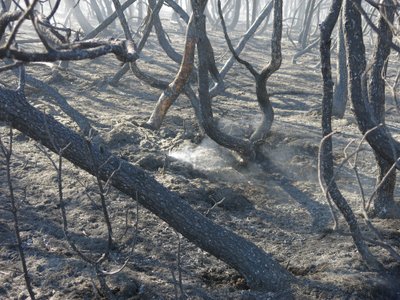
[0,87,294,292]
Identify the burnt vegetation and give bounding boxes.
[1,0,400,299]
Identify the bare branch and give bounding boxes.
[0,127,36,299]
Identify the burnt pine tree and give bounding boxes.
[366,0,398,218]
[343,0,400,217]
[0,1,294,292]
[319,0,383,271]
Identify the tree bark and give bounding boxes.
[218,0,281,144]
[195,1,256,159]
[0,87,293,291]
[250,0,282,143]
[219,0,273,79]
[343,0,400,168]
[146,13,196,129]
[367,0,398,218]
[319,0,383,271]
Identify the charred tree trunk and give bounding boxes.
[343,0,400,169]
[146,14,196,129]
[218,0,274,79]
[367,0,398,218]
[84,0,138,40]
[319,0,383,271]
[250,0,282,143]
[219,0,282,144]
[0,87,294,291]
[246,0,250,29]
[215,0,241,31]
[194,0,255,159]
[138,0,144,24]
[1,0,11,13]
[295,0,306,32]
[228,0,241,30]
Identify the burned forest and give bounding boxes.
[1,0,400,299]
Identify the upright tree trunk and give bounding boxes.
[138,0,144,24]
[320,0,383,271]
[1,0,11,12]
[250,0,282,143]
[227,0,241,30]
[90,0,106,23]
[251,0,259,24]
[367,0,398,218]
[295,0,306,31]
[298,0,316,49]
[246,0,250,29]
[332,8,348,118]
[343,0,400,169]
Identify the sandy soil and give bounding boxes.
[1,20,400,299]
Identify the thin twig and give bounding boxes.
[0,127,36,299]
[317,131,339,230]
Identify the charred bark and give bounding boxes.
[319,0,383,271]
[343,0,400,168]
[195,0,255,159]
[218,0,273,80]
[251,0,282,143]
[218,0,282,144]
[367,0,398,218]
[146,14,196,130]
[0,87,293,291]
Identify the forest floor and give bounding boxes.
[1,21,400,299]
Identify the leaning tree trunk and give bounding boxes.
[218,0,274,80]
[367,0,398,218]
[0,87,293,291]
[146,13,196,129]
